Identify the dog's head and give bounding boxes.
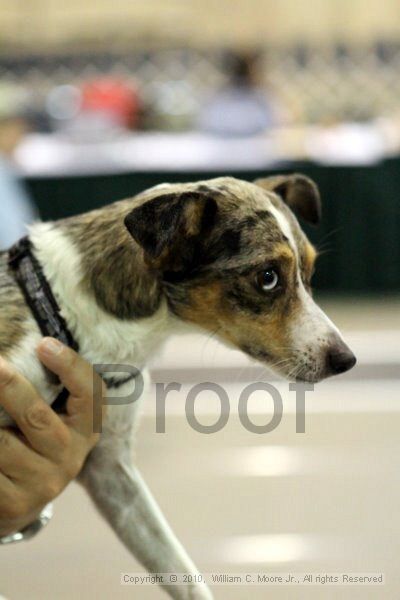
[125,175,356,382]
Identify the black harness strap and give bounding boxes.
[8,236,136,413]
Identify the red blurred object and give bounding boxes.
[81,78,140,128]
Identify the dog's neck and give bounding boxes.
[29,202,173,368]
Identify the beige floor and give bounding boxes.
[1,298,400,600]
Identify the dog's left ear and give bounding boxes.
[254,173,321,225]
[124,191,217,269]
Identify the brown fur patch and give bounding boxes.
[173,277,296,371]
[59,200,163,319]
[302,242,317,285]
[254,173,321,224]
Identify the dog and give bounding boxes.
[0,174,356,599]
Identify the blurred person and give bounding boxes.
[199,50,276,136]
[51,78,141,138]
[0,82,37,249]
[81,78,140,129]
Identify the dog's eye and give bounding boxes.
[256,268,279,291]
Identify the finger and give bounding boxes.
[0,428,46,479]
[37,338,106,438]
[37,338,93,399]
[0,358,71,459]
[0,454,18,493]
[0,471,24,532]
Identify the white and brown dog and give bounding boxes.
[0,174,355,599]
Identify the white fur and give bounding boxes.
[7,328,59,400]
[287,281,345,380]
[0,327,61,427]
[29,222,171,370]
[268,203,298,257]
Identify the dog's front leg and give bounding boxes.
[79,441,213,600]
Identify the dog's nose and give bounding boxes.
[327,345,357,375]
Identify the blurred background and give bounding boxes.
[1,1,400,599]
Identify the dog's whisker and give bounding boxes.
[316,226,342,247]
[200,326,223,366]
[233,362,256,385]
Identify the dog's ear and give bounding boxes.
[124,191,217,269]
[254,173,321,225]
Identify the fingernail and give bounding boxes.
[40,337,64,356]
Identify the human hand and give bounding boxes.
[0,337,105,537]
